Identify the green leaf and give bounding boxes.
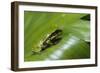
[24,11,90,61]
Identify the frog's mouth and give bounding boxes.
[32,29,63,54]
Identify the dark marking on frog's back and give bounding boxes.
[41,29,62,51]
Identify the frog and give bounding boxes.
[32,29,62,54]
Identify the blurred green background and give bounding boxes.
[24,11,90,61]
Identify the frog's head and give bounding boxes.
[32,45,41,53]
[32,41,43,54]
